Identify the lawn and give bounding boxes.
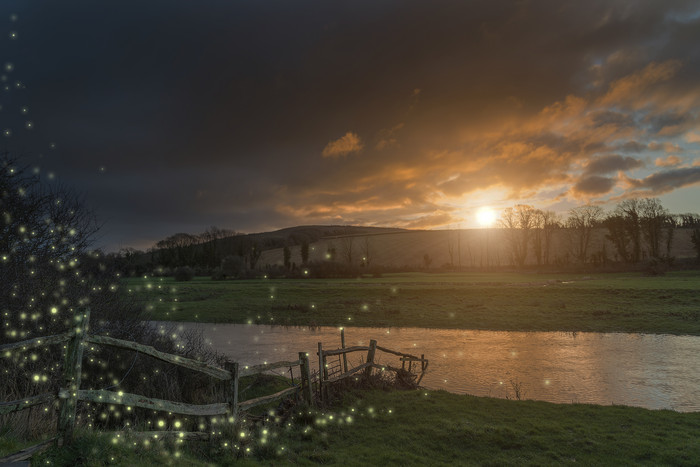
[22,388,700,465]
[128,270,700,335]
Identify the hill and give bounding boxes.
[258,226,698,270]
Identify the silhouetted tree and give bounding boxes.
[360,237,372,267]
[639,198,672,259]
[499,205,535,267]
[248,241,262,270]
[606,199,642,263]
[566,205,604,263]
[283,245,291,270]
[300,240,309,265]
[1,154,100,341]
[339,235,354,264]
[532,209,559,266]
[691,229,700,262]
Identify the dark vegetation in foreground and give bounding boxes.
[133,270,700,335]
[6,387,700,466]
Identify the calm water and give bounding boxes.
[154,323,700,412]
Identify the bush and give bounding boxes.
[173,266,194,281]
[221,255,245,278]
[211,267,225,281]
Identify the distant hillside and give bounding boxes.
[126,224,697,274]
[241,225,405,244]
[258,227,698,270]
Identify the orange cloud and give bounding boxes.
[599,60,682,107]
[654,155,682,167]
[322,132,363,157]
[295,59,700,230]
[685,132,700,144]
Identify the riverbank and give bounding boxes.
[13,388,700,465]
[130,270,700,335]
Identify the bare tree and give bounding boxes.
[446,231,455,268]
[499,205,536,267]
[531,210,559,266]
[300,240,310,265]
[691,228,700,262]
[566,205,604,263]
[606,199,642,263]
[639,198,672,259]
[199,226,234,268]
[248,241,262,270]
[283,245,291,270]
[339,235,354,264]
[1,154,99,341]
[360,237,372,267]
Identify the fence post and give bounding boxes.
[299,352,313,405]
[365,339,377,378]
[340,329,348,373]
[224,361,239,428]
[57,308,90,444]
[317,342,324,403]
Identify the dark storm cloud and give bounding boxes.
[625,166,700,195]
[3,0,700,249]
[584,155,643,175]
[572,176,616,196]
[618,141,648,153]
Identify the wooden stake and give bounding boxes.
[317,342,324,403]
[340,329,348,373]
[224,361,239,427]
[299,352,313,405]
[365,339,377,378]
[57,308,90,444]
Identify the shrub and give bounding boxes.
[221,255,245,278]
[173,266,194,281]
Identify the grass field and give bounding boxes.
[17,389,700,465]
[129,270,700,335]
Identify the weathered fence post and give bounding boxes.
[57,308,90,444]
[321,346,329,401]
[365,339,377,378]
[299,352,313,405]
[340,328,348,373]
[224,361,239,428]
[317,342,324,403]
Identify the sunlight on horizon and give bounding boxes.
[476,207,497,227]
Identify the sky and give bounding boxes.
[2,0,700,251]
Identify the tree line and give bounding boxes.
[497,199,700,268]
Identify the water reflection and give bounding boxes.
[154,322,700,412]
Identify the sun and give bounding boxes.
[476,207,497,227]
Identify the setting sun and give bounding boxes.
[476,207,497,227]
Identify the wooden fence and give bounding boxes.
[0,314,428,463]
[316,329,429,402]
[0,308,312,462]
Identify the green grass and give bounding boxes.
[25,389,700,465]
[128,270,700,335]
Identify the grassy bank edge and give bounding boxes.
[9,388,700,466]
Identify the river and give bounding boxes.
[153,322,700,412]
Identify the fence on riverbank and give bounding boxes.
[0,310,428,463]
[317,329,429,402]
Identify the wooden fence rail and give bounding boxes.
[1,315,427,463]
[0,308,313,462]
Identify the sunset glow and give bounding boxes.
[476,207,497,227]
[2,1,699,251]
